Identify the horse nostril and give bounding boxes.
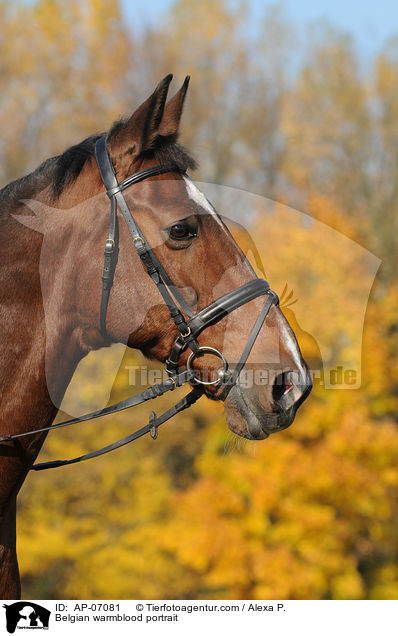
[272,372,294,404]
[272,369,313,411]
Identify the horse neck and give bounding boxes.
[0,208,93,441]
[0,213,52,521]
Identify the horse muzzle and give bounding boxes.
[223,367,313,440]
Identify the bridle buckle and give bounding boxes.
[104,238,115,253]
[133,236,145,249]
[149,411,158,439]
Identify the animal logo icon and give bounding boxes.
[3,602,50,633]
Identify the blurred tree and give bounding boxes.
[0,0,132,185]
[281,27,372,221]
[371,41,398,273]
[281,24,398,279]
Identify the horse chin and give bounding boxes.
[223,384,296,441]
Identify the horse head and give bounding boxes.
[14,75,312,441]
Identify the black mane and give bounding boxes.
[0,119,197,212]
[51,134,102,199]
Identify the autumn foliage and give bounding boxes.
[1,0,397,599]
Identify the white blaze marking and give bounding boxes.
[183,175,225,229]
[183,176,254,281]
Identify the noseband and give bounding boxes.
[0,136,279,470]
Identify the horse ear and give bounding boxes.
[158,76,190,138]
[107,74,173,168]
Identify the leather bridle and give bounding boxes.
[0,135,279,470]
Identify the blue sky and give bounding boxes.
[121,0,398,56]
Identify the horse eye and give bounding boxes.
[168,222,197,241]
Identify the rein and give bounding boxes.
[0,136,279,470]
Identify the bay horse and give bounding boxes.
[0,75,312,598]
